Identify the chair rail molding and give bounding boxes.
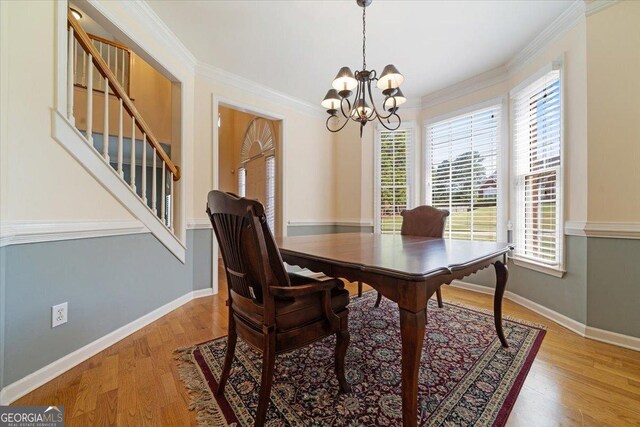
[450,280,640,352]
[186,218,212,230]
[287,219,374,227]
[0,219,147,248]
[565,221,640,239]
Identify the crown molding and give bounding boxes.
[506,0,585,75]
[585,0,620,16]
[196,62,325,118]
[420,0,586,110]
[0,220,147,248]
[88,0,197,72]
[421,66,509,109]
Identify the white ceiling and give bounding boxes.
[146,0,574,106]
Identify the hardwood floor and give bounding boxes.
[14,271,640,426]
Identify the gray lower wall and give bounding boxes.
[1,229,212,389]
[587,238,640,338]
[463,236,588,324]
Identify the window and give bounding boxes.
[265,156,276,231]
[512,68,562,267]
[426,106,501,241]
[237,167,246,197]
[375,126,413,234]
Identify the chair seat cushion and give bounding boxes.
[231,273,349,332]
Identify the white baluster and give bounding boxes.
[67,27,75,124]
[121,48,125,86]
[130,118,136,191]
[152,148,157,215]
[81,47,86,86]
[170,175,174,231]
[161,162,166,225]
[86,55,93,144]
[114,44,118,82]
[102,77,109,161]
[142,134,147,204]
[117,99,123,177]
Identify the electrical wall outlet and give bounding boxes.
[52,302,68,328]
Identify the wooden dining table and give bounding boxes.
[276,232,513,427]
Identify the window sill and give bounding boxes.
[510,256,566,278]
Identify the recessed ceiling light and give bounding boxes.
[70,8,82,20]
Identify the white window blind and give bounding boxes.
[426,106,500,241]
[237,167,246,197]
[265,156,276,231]
[512,69,562,265]
[376,127,413,234]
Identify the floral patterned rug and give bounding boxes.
[176,292,545,426]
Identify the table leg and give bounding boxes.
[494,260,509,348]
[399,307,426,427]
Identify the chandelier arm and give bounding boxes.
[348,79,364,123]
[365,78,397,121]
[339,96,352,120]
[375,111,402,131]
[326,114,351,133]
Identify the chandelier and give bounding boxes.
[322,0,405,136]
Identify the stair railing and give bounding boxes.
[67,10,180,232]
[74,33,132,97]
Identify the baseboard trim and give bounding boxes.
[450,280,638,352]
[0,288,213,405]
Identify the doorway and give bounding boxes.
[216,104,282,234]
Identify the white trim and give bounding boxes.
[564,220,587,236]
[503,286,586,335]
[187,218,212,230]
[585,326,640,352]
[0,220,147,248]
[52,111,186,262]
[0,288,213,405]
[585,0,620,16]
[421,66,508,109]
[198,63,323,118]
[511,256,566,278]
[192,288,214,299]
[450,280,640,352]
[506,1,585,74]
[287,219,374,227]
[583,222,640,239]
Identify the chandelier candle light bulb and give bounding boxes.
[322,0,404,136]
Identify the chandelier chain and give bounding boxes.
[362,6,366,70]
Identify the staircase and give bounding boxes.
[59,10,183,259]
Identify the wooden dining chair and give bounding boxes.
[207,191,351,426]
[358,205,450,308]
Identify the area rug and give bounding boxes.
[176,292,545,426]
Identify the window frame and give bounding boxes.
[509,60,566,277]
[423,98,508,243]
[374,121,417,234]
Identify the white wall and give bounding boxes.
[586,0,640,223]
